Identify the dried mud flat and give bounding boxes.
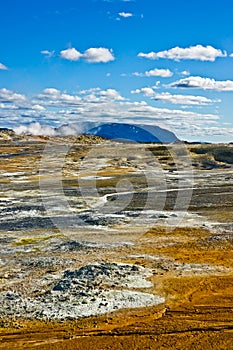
[0,134,232,349]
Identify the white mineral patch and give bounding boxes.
[80,175,114,180]
[11,179,30,183]
[0,262,164,320]
[0,290,164,320]
[0,209,42,220]
[0,172,26,177]
[40,290,165,319]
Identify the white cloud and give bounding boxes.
[33,87,220,129]
[0,88,26,103]
[43,88,60,95]
[11,99,219,138]
[2,86,230,142]
[145,68,173,77]
[171,76,233,91]
[138,45,227,62]
[41,50,55,58]
[60,48,82,61]
[82,47,115,63]
[31,104,46,111]
[118,12,133,18]
[131,87,155,97]
[36,88,124,108]
[37,88,82,106]
[229,53,233,57]
[0,89,48,117]
[98,88,125,100]
[0,103,17,110]
[132,68,173,78]
[60,47,114,63]
[0,63,8,70]
[131,88,219,105]
[181,70,190,76]
[152,81,161,89]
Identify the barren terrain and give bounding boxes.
[0,132,232,349]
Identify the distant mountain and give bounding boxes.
[87,123,178,143]
[12,121,179,143]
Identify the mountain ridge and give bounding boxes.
[86,122,178,143]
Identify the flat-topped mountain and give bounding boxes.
[55,122,179,143]
[86,122,178,143]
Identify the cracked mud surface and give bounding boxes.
[0,137,232,349]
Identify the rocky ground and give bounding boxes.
[0,131,232,349]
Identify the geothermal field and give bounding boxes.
[0,130,232,349]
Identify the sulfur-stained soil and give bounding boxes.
[0,134,232,349]
[1,274,233,349]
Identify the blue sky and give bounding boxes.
[0,0,233,141]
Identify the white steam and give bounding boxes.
[14,122,56,136]
[13,121,100,137]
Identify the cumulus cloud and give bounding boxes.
[60,48,82,61]
[60,47,114,63]
[170,76,233,91]
[37,88,82,106]
[0,63,8,70]
[0,103,18,110]
[138,45,227,62]
[41,50,55,58]
[131,87,155,97]
[82,47,115,63]
[152,92,220,105]
[133,68,173,78]
[98,88,125,100]
[0,88,26,103]
[0,88,49,121]
[131,88,219,105]
[35,87,124,108]
[31,104,46,111]
[118,12,133,18]
[229,53,233,57]
[145,68,173,77]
